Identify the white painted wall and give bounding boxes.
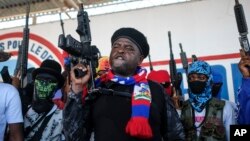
[1,0,249,102]
[1,0,249,60]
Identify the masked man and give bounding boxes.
[147,70,172,96]
[181,60,236,141]
[24,59,65,141]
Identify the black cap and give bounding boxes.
[111,27,149,58]
[32,59,64,88]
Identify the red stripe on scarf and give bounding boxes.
[99,67,153,139]
[132,99,151,106]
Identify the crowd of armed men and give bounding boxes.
[1,26,250,141]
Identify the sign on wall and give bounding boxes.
[0,32,64,75]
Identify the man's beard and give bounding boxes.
[112,65,128,76]
[111,60,137,76]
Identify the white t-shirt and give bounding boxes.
[0,83,24,141]
[194,100,236,141]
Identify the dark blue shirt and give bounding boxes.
[237,78,250,124]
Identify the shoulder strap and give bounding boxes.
[29,110,56,141]
[99,88,131,97]
[25,110,48,138]
[101,81,132,97]
[87,87,131,100]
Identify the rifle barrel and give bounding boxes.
[59,13,65,36]
[234,0,250,55]
[20,0,30,88]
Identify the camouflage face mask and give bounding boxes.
[34,78,57,100]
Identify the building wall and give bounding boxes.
[1,0,249,102]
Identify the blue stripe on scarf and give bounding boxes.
[113,76,135,85]
[131,105,150,118]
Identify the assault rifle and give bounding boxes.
[58,4,100,90]
[234,0,250,56]
[168,31,183,109]
[14,0,30,88]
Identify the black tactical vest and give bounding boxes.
[181,98,226,141]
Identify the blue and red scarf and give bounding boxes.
[96,67,153,139]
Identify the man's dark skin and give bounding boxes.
[239,49,250,78]
[0,51,24,141]
[109,38,144,77]
[71,37,144,93]
[8,124,24,141]
[65,29,185,141]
